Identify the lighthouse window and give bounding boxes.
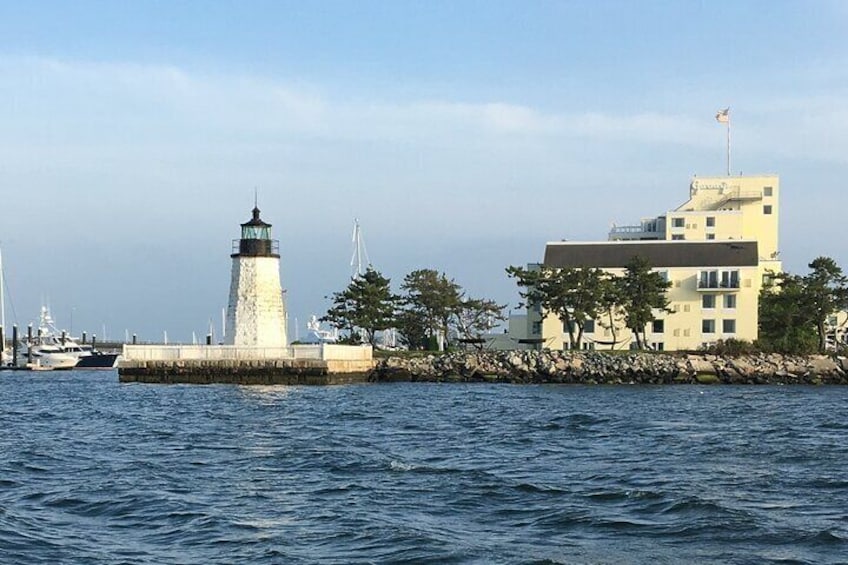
[242,226,271,239]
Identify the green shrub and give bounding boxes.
[701,338,759,356]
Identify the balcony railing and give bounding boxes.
[697,280,740,290]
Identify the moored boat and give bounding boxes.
[19,344,78,371]
[33,306,120,369]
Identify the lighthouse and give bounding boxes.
[225,205,288,347]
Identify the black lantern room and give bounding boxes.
[232,206,280,258]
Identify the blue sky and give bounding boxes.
[1,1,847,341]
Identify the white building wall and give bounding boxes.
[225,256,288,347]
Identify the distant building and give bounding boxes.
[524,175,781,351]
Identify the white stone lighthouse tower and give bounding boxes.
[225,205,288,347]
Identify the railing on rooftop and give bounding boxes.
[609,225,663,239]
[609,225,647,234]
[711,189,762,209]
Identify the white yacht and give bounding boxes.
[32,306,120,368]
[19,344,77,371]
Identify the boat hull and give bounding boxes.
[75,353,120,369]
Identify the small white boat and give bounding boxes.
[21,344,78,371]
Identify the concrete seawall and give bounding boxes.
[118,358,375,385]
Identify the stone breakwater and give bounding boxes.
[371,351,848,385]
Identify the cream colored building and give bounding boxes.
[526,174,781,351]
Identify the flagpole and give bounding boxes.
[726,114,731,176]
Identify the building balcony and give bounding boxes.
[697,270,740,291]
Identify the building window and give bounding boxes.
[764,205,773,215]
[584,320,595,334]
[723,319,736,334]
[706,233,716,240]
[764,186,773,197]
[702,319,716,334]
[582,342,595,350]
[652,319,664,334]
[672,234,685,240]
[702,295,716,309]
[724,294,737,309]
[706,216,715,227]
[652,342,664,351]
[532,321,542,335]
[672,217,685,228]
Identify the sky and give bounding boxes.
[1,0,847,342]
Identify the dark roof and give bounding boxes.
[242,206,272,228]
[544,240,759,269]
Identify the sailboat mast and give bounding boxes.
[0,246,5,333]
[350,219,370,278]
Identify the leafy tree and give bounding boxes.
[399,269,462,351]
[322,267,398,346]
[507,265,608,350]
[454,297,507,345]
[758,272,818,354]
[394,308,430,350]
[804,257,848,352]
[618,256,672,349]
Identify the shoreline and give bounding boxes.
[114,350,848,385]
[371,350,848,385]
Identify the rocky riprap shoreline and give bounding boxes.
[371,350,848,385]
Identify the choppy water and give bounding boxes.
[1,372,847,564]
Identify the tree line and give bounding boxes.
[321,268,505,350]
[321,256,848,354]
[758,257,848,354]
